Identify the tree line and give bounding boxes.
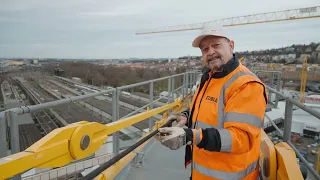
[44,62,187,94]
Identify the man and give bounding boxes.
[156,24,268,180]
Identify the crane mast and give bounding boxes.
[300,56,308,103]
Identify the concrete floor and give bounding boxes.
[124,139,191,180]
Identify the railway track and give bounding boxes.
[7,79,44,150]
[40,80,110,124]
[17,79,62,134]
[132,92,168,104]
[32,109,59,134]
[18,124,42,151]
[49,78,152,130]
[25,80,54,103]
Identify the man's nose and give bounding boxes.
[208,47,216,55]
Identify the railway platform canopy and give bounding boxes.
[1,70,320,180]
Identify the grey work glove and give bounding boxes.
[156,127,186,150]
[166,112,188,127]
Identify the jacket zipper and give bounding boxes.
[193,75,212,129]
[188,85,202,126]
[190,74,212,178]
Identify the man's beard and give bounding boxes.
[206,55,223,71]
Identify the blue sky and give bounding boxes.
[0,0,319,59]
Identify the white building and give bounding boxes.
[305,95,320,105]
[265,94,320,138]
[291,95,320,137]
[32,59,38,64]
[291,104,320,137]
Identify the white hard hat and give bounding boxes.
[192,23,229,48]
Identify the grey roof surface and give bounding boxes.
[125,139,191,180]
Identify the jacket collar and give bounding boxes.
[209,54,239,79]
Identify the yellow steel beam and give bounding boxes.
[0,99,181,180]
[274,142,304,180]
[317,146,320,173]
[104,99,181,135]
[95,98,187,180]
[260,130,277,180]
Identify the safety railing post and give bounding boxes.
[0,112,7,158]
[185,72,189,94]
[274,92,279,109]
[271,72,275,88]
[191,72,194,88]
[9,111,20,154]
[275,72,281,108]
[189,72,192,89]
[168,76,171,103]
[268,73,273,104]
[112,88,120,154]
[9,110,21,180]
[182,73,185,98]
[273,72,279,108]
[192,72,194,85]
[190,72,192,89]
[171,77,175,99]
[149,81,154,131]
[283,100,293,142]
[194,72,197,84]
[192,72,195,85]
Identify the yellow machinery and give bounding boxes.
[0,100,182,180]
[300,56,307,103]
[0,97,306,180]
[260,130,304,180]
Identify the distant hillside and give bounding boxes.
[235,42,320,64]
[180,42,320,64]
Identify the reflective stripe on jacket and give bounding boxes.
[185,55,268,180]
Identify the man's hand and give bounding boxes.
[156,127,186,150]
[166,112,188,127]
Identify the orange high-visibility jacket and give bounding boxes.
[182,55,268,180]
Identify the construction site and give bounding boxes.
[1,4,320,180]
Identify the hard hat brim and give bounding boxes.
[192,34,227,48]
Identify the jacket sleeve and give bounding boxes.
[186,81,267,153]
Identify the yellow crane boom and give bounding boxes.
[300,56,308,103]
[136,6,320,35]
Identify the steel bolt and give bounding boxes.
[80,135,90,150]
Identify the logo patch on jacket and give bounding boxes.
[205,96,217,103]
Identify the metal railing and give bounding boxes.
[4,68,320,179]
[0,70,199,180]
[254,70,282,108]
[257,70,320,179]
[266,86,320,180]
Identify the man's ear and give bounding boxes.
[229,40,235,53]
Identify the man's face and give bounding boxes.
[199,36,234,71]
